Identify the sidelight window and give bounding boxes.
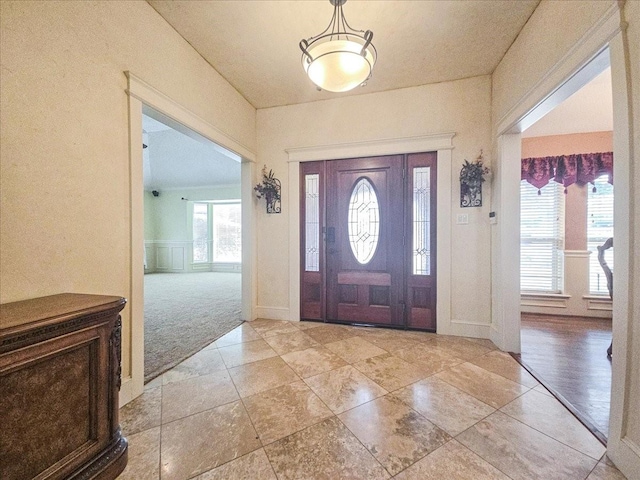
[305,174,320,271]
[412,167,431,275]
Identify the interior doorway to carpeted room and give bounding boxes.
[142,107,243,382]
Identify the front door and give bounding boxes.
[300,152,437,331]
[326,155,405,326]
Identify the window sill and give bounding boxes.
[190,262,242,266]
[582,294,612,301]
[521,293,569,309]
[521,293,571,299]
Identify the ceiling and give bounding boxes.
[148,0,540,109]
[143,114,240,190]
[142,65,612,190]
[143,0,609,182]
[523,68,613,138]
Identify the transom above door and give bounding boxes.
[300,153,437,331]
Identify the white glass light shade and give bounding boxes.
[302,39,376,93]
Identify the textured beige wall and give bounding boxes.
[256,76,493,326]
[492,0,612,132]
[521,131,613,158]
[0,1,256,378]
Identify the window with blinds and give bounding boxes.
[520,181,565,293]
[587,175,614,295]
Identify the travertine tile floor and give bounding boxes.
[118,319,626,479]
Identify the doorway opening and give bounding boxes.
[142,106,243,382]
[516,64,614,443]
[300,153,437,331]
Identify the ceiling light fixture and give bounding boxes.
[299,0,376,93]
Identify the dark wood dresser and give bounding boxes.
[0,294,128,480]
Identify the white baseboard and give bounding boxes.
[521,294,569,309]
[608,437,640,480]
[119,377,134,407]
[440,319,492,339]
[255,306,291,321]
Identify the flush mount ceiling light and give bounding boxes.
[299,0,377,93]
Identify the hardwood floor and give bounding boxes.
[515,313,612,443]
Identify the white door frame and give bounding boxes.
[285,133,498,339]
[123,72,256,404]
[490,3,638,474]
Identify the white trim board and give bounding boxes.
[286,133,456,162]
[124,72,257,406]
[126,72,256,162]
[255,306,290,321]
[496,2,622,135]
[606,13,638,476]
[564,250,592,258]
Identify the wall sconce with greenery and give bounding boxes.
[254,165,281,214]
[460,151,490,208]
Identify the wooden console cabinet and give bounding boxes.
[0,294,128,480]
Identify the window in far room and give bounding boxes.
[587,175,614,294]
[520,181,565,293]
[212,202,242,263]
[193,202,209,263]
[192,201,241,264]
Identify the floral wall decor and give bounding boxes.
[254,165,282,213]
[460,150,490,207]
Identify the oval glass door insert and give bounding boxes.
[348,178,380,264]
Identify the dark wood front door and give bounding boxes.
[326,155,405,326]
[300,152,437,331]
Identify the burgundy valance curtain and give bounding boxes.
[521,152,613,193]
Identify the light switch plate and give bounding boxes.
[456,214,469,225]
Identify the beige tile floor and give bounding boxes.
[118,319,627,480]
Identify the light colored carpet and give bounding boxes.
[144,272,242,382]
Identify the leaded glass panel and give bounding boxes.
[348,178,380,264]
[413,167,431,275]
[305,174,320,271]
